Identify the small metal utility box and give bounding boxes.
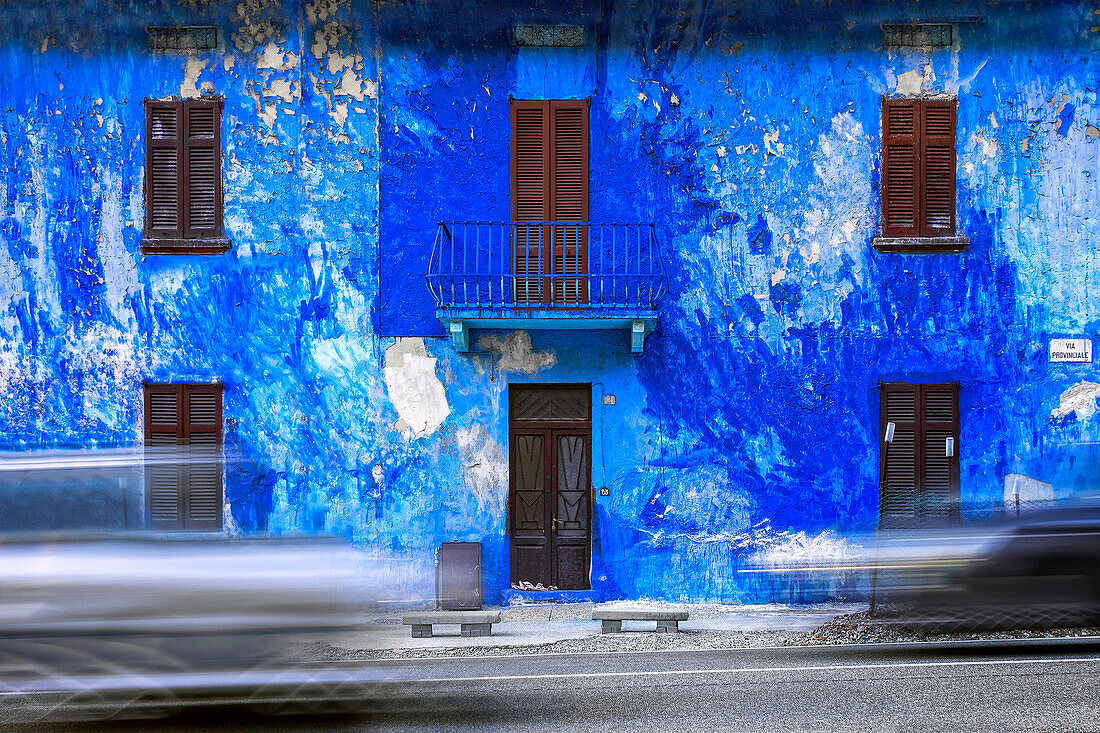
[437,541,483,611]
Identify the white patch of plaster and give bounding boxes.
[332,101,348,126]
[840,216,858,242]
[180,57,206,99]
[257,41,300,71]
[1003,473,1055,505]
[715,145,728,158]
[326,50,359,76]
[263,78,300,103]
[895,64,934,97]
[476,331,556,374]
[383,338,451,436]
[455,424,507,520]
[261,103,277,128]
[334,68,373,101]
[1051,381,1100,422]
[971,132,1000,159]
[989,112,999,129]
[762,129,784,156]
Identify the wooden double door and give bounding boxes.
[509,385,592,590]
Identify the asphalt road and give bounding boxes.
[6,639,1100,732]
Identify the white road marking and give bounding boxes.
[396,656,1100,684]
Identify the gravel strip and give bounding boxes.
[298,610,1100,661]
[789,610,1100,646]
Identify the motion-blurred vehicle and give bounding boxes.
[892,497,1100,631]
[0,533,374,721]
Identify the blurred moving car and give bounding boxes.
[888,497,1100,630]
[0,533,374,721]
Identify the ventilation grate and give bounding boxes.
[883,24,952,48]
[148,26,218,51]
[514,24,585,47]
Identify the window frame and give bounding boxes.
[141,97,230,255]
[873,96,969,254]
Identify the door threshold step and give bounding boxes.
[501,589,597,606]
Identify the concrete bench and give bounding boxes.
[401,610,502,638]
[592,606,689,634]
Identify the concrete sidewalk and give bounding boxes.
[304,602,866,655]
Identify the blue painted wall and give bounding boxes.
[0,0,1097,603]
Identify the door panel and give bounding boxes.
[553,432,590,590]
[510,431,551,587]
[509,386,592,591]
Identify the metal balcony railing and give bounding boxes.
[426,221,666,312]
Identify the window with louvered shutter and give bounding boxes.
[880,98,957,240]
[878,382,960,527]
[511,99,589,305]
[144,383,224,531]
[143,98,229,254]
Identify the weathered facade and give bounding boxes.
[1,0,1097,603]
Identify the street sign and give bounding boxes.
[1049,338,1093,363]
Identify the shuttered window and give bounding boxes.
[880,98,957,238]
[143,99,229,254]
[879,382,960,527]
[144,383,224,531]
[510,99,589,304]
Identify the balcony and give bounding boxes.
[427,221,666,354]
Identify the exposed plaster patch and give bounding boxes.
[180,57,206,98]
[263,78,300,103]
[1051,381,1100,422]
[989,112,999,128]
[306,0,341,25]
[762,129,783,156]
[334,68,375,100]
[257,41,300,71]
[895,64,934,96]
[840,216,858,242]
[383,338,450,437]
[261,103,277,128]
[971,131,1000,159]
[476,331,556,374]
[332,101,348,126]
[1086,124,1100,140]
[455,424,507,520]
[1003,473,1054,504]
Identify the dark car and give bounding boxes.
[902,497,1100,631]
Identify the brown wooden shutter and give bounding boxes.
[920,99,956,237]
[512,100,551,222]
[880,382,919,522]
[145,101,183,239]
[511,100,551,303]
[145,384,183,529]
[879,382,960,526]
[920,383,959,516]
[144,383,223,531]
[183,100,223,239]
[183,384,223,530]
[881,99,920,237]
[549,100,589,304]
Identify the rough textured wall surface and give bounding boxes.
[1,0,1098,603]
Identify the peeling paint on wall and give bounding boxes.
[1051,382,1100,423]
[455,424,507,520]
[383,338,451,436]
[477,331,557,374]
